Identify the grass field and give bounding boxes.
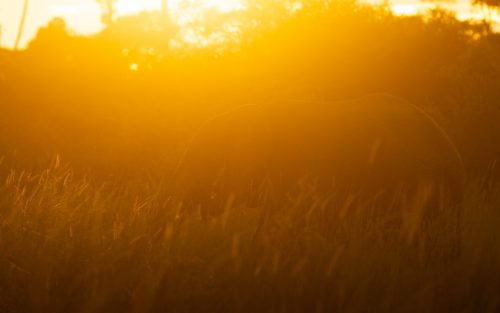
[0,157,498,313]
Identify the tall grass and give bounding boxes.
[0,158,498,313]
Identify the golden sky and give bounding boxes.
[0,0,498,49]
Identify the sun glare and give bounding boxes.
[391,4,425,16]
[164,0,247,49]
[196,0,246,13]
[169,0,246,20]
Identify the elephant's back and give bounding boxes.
[173,94,465,214]
[264,94,465,199]
[332,94,465,200]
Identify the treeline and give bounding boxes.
[0,1,499,180]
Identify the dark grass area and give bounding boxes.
[0,162,499,313]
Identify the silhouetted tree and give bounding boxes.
[473,0,500,23]
[28,17,70,52]
[97,0,116,27]
[14,0,30,50]
[100,12,176,51]
[474,0,500,8]
[162,0,168,17]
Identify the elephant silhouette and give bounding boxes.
[172,94,465,246]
